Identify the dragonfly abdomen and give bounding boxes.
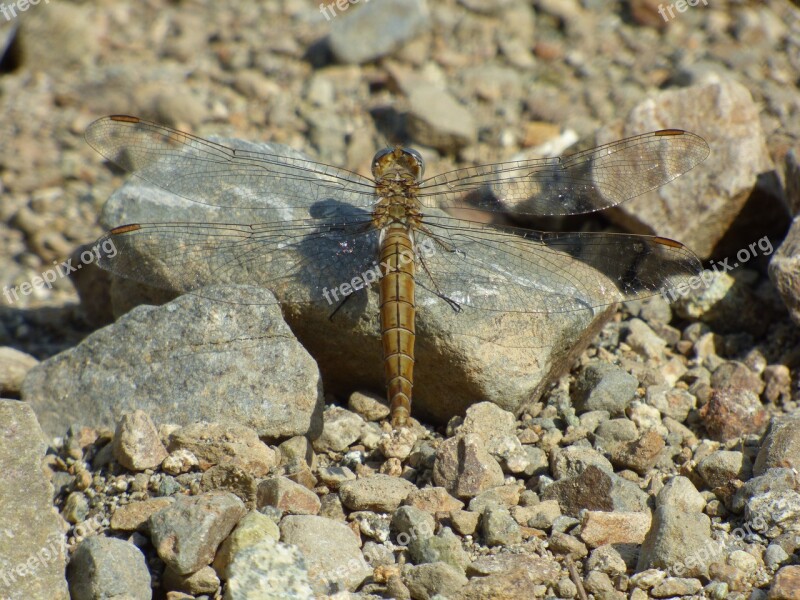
[379,223,416,426]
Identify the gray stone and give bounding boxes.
[24,287,324,439]
[403,561,468,600]
[541,465,649,517]
[339,474,416,512]
[650,577,702,597]
[406,83,478,152]
[550,444,613,479]
[67,536,151,600]
[753,415,800,476]
[432,434,504,499]
[213,510,280,579]
[407,527,469,571]
[636,506,715,578]
[328,0,429,65]
[697,450,752,489]
[0,347,37,397]
[574,362,637,416]
[112,409,168,471]
[279,515,370,595]
[311,406,364,453]
[148,491,246,575]
[656,476,706,513]
[87,132,618,426]
[770,216,800,326]
[479,505,521,547]
[594,418,638,443]
[162,564,219,596]
[645,385,696,421]
[224,538,314,600]
[598,78,772,259]
[257,476,321,516]
[391,505,436,542]
[625,318,667,360]
[0,401,69,600]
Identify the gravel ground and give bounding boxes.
[2,1,800,599]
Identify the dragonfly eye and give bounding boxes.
[403,148,425,178]
[371,148,394,177]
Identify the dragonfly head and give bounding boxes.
[371,146,425,182]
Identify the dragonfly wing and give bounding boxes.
[415,215,702,314]
[85,115,377,211]
[418,130,709,216]
[95,214,381,305]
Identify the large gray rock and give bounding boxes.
[81,131,621,425]
[23,286,323,439]
[0,401,69,600]
[597,78,773,259]
[67,536,151,600]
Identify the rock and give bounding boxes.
[771,217,800,326]
[515,499,561,530]
[402,561,468,599]
[391,505,436,542]
[327,0,428,64]
[167,422,278,477]
[316,466,356,490]
[378,426,418,460]
[607,430,665,475]
[213,511,280,579]
[0,347,37,396]
[467,483,523,513]
[446,509,480,536]
[459,402,517,440]
[579,511,651,548]
[754,415,800,476]
[432,434,504,499]
[650,576,702,597]
[0,401,69,600]
[86,135,619,426]
[403,487,464,513]
[459,562,559,599]
[541,465,649,517]
[656,476,706,513]
[598,78,772,259]
[407,527,469,571]
[347,390,390,421]
[697,450,752,488]
[67,536,151,600]
[405,83,477,152]
[148,491,247,575]
[339,474,417,512]
[200,464,259,507]
[573,362,638,416]
[112,410,168,471]
[645,384,696,421]
[583,570,624,599]
[110,497,175,531]
[550,445,613,479]
[548,531,588,559]
[257,477,321,515]
[769,565,800,600]
[586,545,628,578]
[224,538,314,600]
[161,448,200,475]
[162,565,219,596]
[311,406,364,453]
[479,505,521,547]
[279,515,370,595]
[625,318,667,360]
[698,387,769,442]
[636,506,716,578]
[23,287,324,439]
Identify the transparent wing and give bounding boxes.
[95,215,380,305]
[414,215,702,314]
[85,115,378,211]
[418,129,709,215]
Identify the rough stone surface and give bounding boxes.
[573,362,638,416]
[541,465,649,517]
[112,409,168,471]
[754,415,800,476]
[257,476,321,515]
[0,401,69,600]
[23,287,324,439]
[339,474,417,512]
[148,491,247,575]
[279,515,370,595]
[67,536,151,600]
[224,538,314,600]
[579,510,651,548]
[402,561,468,600]
[432,433,505,499]
[213,510,280,579]
[636,506,714,578]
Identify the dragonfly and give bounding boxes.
[85,115,708,427]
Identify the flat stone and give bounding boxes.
[636,506,715,578]
[339,474,416,512]
[405,83,478,152]
[110,497,175,531]
[458,563,560,599]
[167,422,278,477]
[0,401,69,600]
[257,476,321,515]
[148,491,246,575]
[24,287,324,439]
[67,536,151,600]
[403,486,464,513]
[402,561,468,599]
[279,515,370,595]
[112,410,168,471]
[347,390,390,422]
[87,137,618,425]
[541,465,649,517]
[579,511,651,548]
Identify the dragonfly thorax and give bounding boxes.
[371,146,425,182]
